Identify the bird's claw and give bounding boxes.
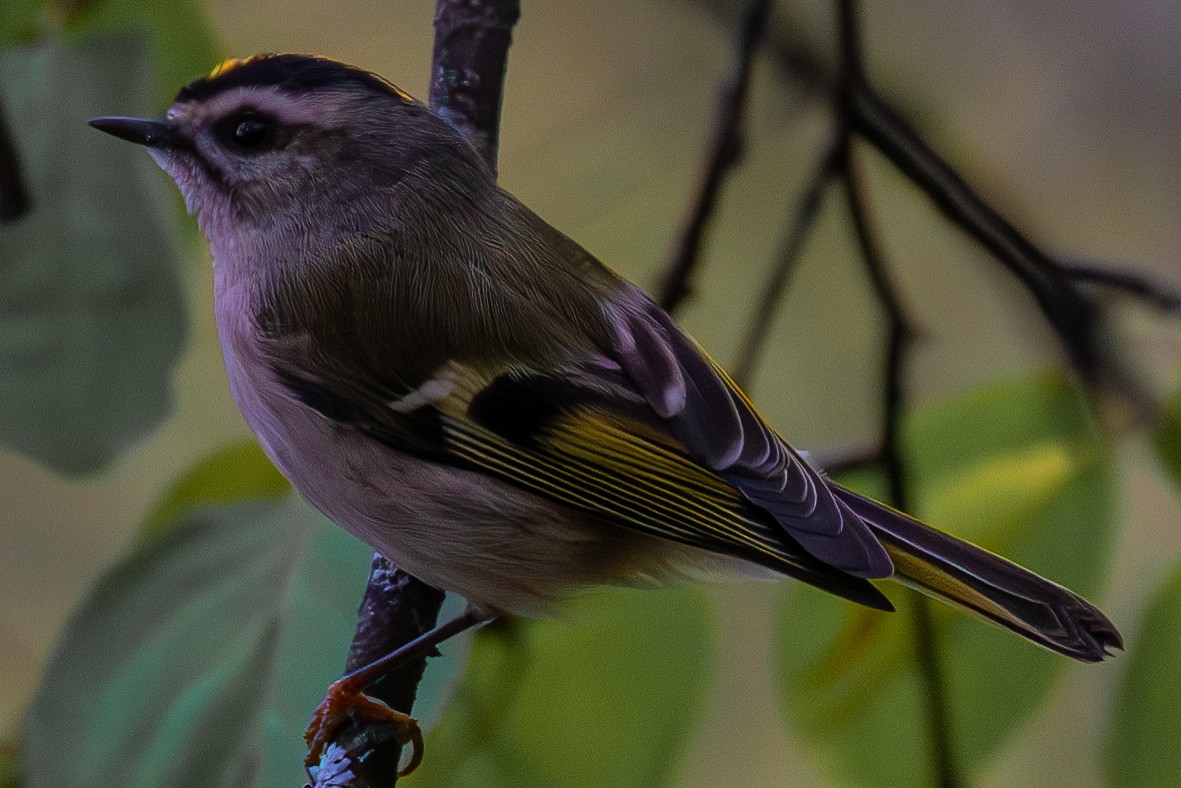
[304,678,425,777]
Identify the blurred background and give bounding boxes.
[2,1,1179,786]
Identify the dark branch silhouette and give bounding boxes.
[1061,259,1181,313]
[657,0,773,313]
[698,0,1174,409]
[732,140,841,387]
[428,0,520,174]
[307,2,520,785]
[0,95,30,222]
[836,1,958,783]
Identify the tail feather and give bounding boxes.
[832,485,1123,663]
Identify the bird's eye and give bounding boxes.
[214,112,280,153]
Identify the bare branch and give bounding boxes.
[837,2,958,785]
[710,0,1167,406]
[1062,259,1181,313]
[429,0,521,174]
[849,86,1110,385]
[0,94,30,222]
[657,0,774,312]
[308,560,446,788]
[731,140,840,387]
[694,0,829,97]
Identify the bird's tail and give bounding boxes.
[831,485,1123,663]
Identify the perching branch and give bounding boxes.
[429,0,521,174]
[0,94,30,222]
[307,2,521,785]
[308,561,446,788]
[657,0,773,313]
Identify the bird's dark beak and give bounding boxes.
[88,117,183,148]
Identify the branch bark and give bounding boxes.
[307,2,521,785]
[429,0,521,174]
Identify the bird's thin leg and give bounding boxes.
[304,604,497,775]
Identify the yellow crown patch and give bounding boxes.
[204,54,414,102]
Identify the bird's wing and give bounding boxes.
[603,284,893,578]
[271,351,892,610]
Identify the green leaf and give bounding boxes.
[1151,383,1181,491]
[63,0,221,107]
[0,0,40,48]
[777,373,1117,787]
[21,444,465,788]
[413,587,712,788]
[0,35,186,474]
[1106,559,1181,787]
[139,440,288,541]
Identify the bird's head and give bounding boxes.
[91,54,483,247]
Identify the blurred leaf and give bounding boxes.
[0,0,40,48]
[21,442,465,788]
[413,587,712,788]
[777,372,1116,787]
[1151,383,1181,491]
[0,35,185,474]
[0,739,19,788]
[139,440,288,541]
[63,0,220,107]
[1106,558,1181,787]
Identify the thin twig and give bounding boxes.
[694,0,829,97]
[731,139,841,388]
[657,0,774,312]
[844,156,959,788]
[836,2,959,786]
[706,0,1169,406]
[1062,259,1181,313]
[0,94,30,222]
[308,2,521,785]
[849,86,1109,385]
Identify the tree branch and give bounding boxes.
[700,0,1174,409]
[849,86,1111,384]
[308,561,446,788]
[1061,258,1181,313]
[657,0,773,313]
[731,139,840,388]
[307,3,521,785]
[0,94,30,222]
[836,2,959,785]
[429,0,521,174]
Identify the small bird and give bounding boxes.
[92,54,1121,775]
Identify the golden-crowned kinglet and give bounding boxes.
[91,53,1121,773]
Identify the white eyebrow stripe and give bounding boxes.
[388,378,456,413]
[169,85,355,128]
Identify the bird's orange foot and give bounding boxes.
[304,678,425,777]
